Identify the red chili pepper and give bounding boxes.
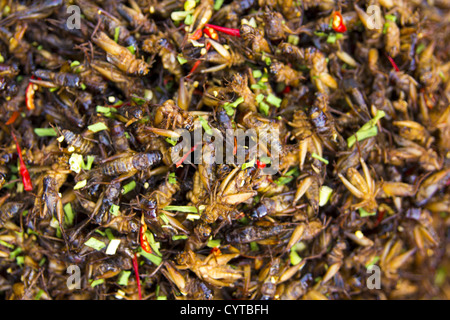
[5,111,20,125]
[139,223,152,254]
[386,54,399,72]
[233,137,237,155]
[256,160,266,169]
[188,59,203,76]
[25,79,38,111]
[331,12,347,33]
[204,24,240,37]
[190,28,203,41]
[203,27,219,41]
[11,132,33,191]
[176,142,201,167]
[210,247,221,256]
[282,86,291,94]
[374,208,385,228]
[132,253,142,300]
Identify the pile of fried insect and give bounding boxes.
[0,0,448,300]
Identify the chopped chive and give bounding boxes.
[80,83,87,90]
[184,0,196,11]
[39,257,46,266]
[198,116,213,135]
[172,235,188,241]
[117,271,131,286]
[114,27,120,43]
[290,249,302,266]
[434,267,446,286]
[63,203,75,226]
[49,87,59,92]
[230,96,244,108]
[319,186,333,207]
[164,205,198,213]
[34,128,57,137]
[73,180,87,190]
[223,104,235,116]
[91,279,105,288]
[157,296,167,300]
[121,180,136,195]
[146,231,162,256]
[85,237,106,251]
[251,82,267,90]
[110,204,120,216]
[171,11,191,21]
[105,239,121,255]
[382,22,389,34]
[259,156,271,164]
[266,93,282,108]
[264,57,271,65]
[207,239,221,248]
[312,153,329,165]
[88,122,108,133]
[359,207,376,217]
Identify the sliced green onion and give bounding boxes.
[91,279,105,288]
[172,235,188,241]
[96,105,115,114]
[319,186,333,207]
[70,61,81,68]
[241,158,255,170]
[207,239,220,248]
[80,83,86,90]
[314,31,327,37]
[0,240,14,249]
[359,207,376,217]
[64,203,75,226]
[259,101,270,116]
[145,231,162,256]
[287,35,299,46]
[10,247,22,260]
[69,153,84,174]
[177,54,188,65]
[184,14,194,25]
[159,213,170,225]
[171,11,191,21]
[213,0,225,10]
[312,153,329,165]
[256,94,265,104]
[34,289,44,300]
[365,256,380,269]
[416,43,426,55]
[114,27,120,43]
[266,93,282,108]
[85,237,106,251]
[347,126,378,148]
[88,122,108,133]
[250,242,259,251]
[105,229,115,241]
[105,239,121,255]
[110,204,120,216]
[81,155,95,170]
[121,181,136,195]
[164,206,198,213]
[117,271,131,286]
[126,45,135,54]
[139,248,162,265]
[168,172,177,184]
[73,179,86,190]
[252,70,263,79]
[34,128,57,137]
[290,249,302,266]
[198,116,213,135]
[166,137,178,146]
[385,14,397,22]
